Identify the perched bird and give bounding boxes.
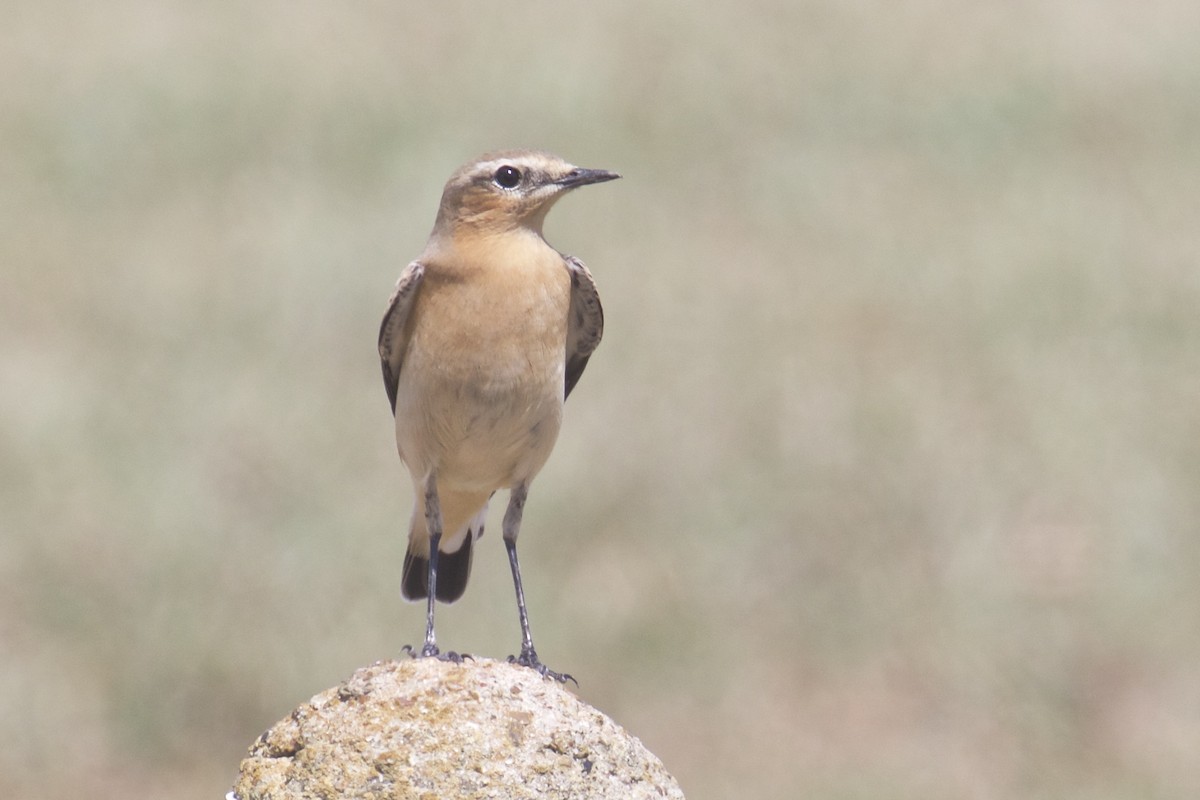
[378,150,619,681]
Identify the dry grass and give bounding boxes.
[3,1,1199,798]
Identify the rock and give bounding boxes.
[230,657,686,799]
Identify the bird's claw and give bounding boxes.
[402,644,473,663]
[508,650,577,685]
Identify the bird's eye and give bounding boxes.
[493,165,522,189]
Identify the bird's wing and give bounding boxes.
[378,261,426,414]
[564,255,604,400]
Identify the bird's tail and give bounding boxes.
[401,501,488,603]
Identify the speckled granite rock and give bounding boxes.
[230,657,685,799]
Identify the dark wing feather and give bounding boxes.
[564,255,604,399]
[378,261,426,414]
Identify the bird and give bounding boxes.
[378,150,619,681]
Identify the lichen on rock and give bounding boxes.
[231,657,685,799]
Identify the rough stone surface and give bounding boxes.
[230,657,686,799]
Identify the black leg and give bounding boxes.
[399,477,471,664]
[421,479,442,658]
[503,484,575,684]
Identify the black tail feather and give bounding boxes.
[402,534,474,603]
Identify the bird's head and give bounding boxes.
[432,150,620,239]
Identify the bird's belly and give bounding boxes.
[394,363,564,491]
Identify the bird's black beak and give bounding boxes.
[556,168,622,189]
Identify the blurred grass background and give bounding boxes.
[3,1,1199,798]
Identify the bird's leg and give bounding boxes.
[504,484,533,657]
[400,475,471,663]
[503,483,575,684]
[420,476,442,658]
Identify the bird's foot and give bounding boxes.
[508,647,577,685]
[401,643,472,663]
